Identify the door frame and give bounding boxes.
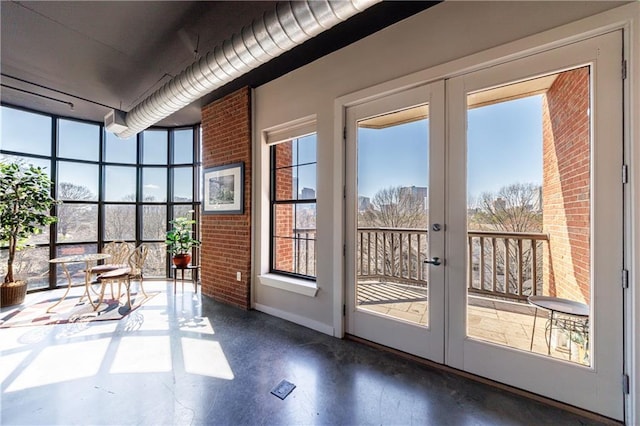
[333,5,637,422]
[446,30,623,419]
[343,82,446,362]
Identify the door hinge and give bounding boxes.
[623,374,630,394]
[343,185,346,199]
[622,269,629,289]
[343,126,347,141]
[622,164,628,184]
[622,59,627,80]
[343,304,346,316]
[343,244,346,256]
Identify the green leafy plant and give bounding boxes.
[165,213,200,256]
[0,162,58,284]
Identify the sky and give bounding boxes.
[0,107,194,202]
[357,95,543,201]
[2,95,543,205]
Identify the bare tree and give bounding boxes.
[468,183,543,296]
[361,186,427,228]
[469,183,542,232]
[358,186,428,284]
[58,182,95,201]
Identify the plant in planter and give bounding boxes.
[165,212,200,268]
[0,162,58,307]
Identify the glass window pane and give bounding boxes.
[173,129,193,164]
[142,205,166,240]
[274,168,296,201]
[0,246,50,291]
[58,119,99,161]
[297,164,316,199]
[105,166,137,201]
[0,106,52,156]
[142,243,166,277]
[105,132,137,164]
[57,204,98,242]
[143,130,168,164]
[297,134,317,164]
[104,204,136,240]
[0,154,51,176]
[57,161,98,201]
[173,167,193,201]
[55,244,97,286]
[143,168,167,202]
[173,205,195,221]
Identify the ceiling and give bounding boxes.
[0,1,438,128]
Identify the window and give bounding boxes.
[0,105,201,288]
[270,133,317,279]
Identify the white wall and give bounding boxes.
[253,2,639,421]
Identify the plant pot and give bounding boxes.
[1,280,28,307]
[172,254,192,268]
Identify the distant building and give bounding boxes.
[402,185,428,211]
[301,187,316,199]
[358,196,371,211]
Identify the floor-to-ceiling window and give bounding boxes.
[0,104,201,290]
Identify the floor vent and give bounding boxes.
[271,380,296,400]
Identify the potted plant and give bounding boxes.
[165,212,200,268]
[0,162,58,307]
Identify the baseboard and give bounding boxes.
[253,303,335,336]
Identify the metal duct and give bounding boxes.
[112,0,381,138]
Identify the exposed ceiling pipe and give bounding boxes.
[110,0,381,138]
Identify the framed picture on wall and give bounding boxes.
[203,162,244,214]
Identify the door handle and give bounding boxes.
[424,257,442,266]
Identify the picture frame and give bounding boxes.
[202,162,244,214]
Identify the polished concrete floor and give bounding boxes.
[1,282,609,425]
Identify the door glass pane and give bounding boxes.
[356,104,430,327]
[466,67,591,366]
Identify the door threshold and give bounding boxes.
[345,334,621,425]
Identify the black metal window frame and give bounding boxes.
[269,135,317,281]
[0,103,201,291]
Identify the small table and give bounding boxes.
[528,295,589,360]
[171,264,200,295]
[49,253,111,312]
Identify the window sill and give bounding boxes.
[258,273,318,297]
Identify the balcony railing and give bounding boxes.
[352,227,549,302]
[467,231,549,302]
[357,227,428,286]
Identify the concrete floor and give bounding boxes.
[1,282,608,425]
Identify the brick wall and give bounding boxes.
[201,87,251,309]
[542,67,590,303]
[273,142,295,272]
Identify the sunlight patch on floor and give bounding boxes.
[182,338,234,379]
[6,338,111,392]
[110,336,172,373]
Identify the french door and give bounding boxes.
[345,31,624,420]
